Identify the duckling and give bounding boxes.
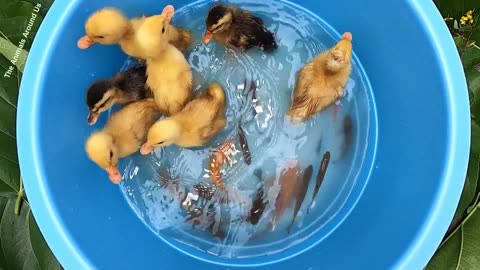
[77,7,193,59]
[140,82,226,154]
[136,5,193,116]
[86,65,150,125]
[202,5,278,52]
[287,32,353,123]
[85,99,160,183]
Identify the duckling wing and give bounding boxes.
[240,9,264,25]
[229,16,276,52]
[116,65,148,100]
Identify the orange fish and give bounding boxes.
[205,138,239,190]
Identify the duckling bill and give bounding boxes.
[86,65,149,125]
[203,5,278,52]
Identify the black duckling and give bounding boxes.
[202,5,278,52]
[86,65,150,125]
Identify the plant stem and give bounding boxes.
[459,19,479,60]
[439,202,480,248]
[14,178,24,215]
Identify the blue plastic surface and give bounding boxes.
[17,0,470,269]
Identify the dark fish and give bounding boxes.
[183,183,222,230]
[316,139,322,154]
[238,124,252,165]
[192,182,229,204]
[249,188,266,225]
[340,115,354,158]
[156,169,174,188]
[242,79,258,117]
[288,165,313,233]
[308,152,331,213]
[249,169,267,225]
[253,168,263,180]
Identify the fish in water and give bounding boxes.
[308,151,330,213]
[238,124,252,165]
[205,138,240,190]
[181,182,227,232]
[249,169,267,225]
[340,115,354,158]
[152,169,219,231]
[240,79,258,118]
[288,165,313,233]
[273,161,301,221]
[316,139,323,154]
[246,80,258,117]
[269,162,315,231]
[194,182,229,204]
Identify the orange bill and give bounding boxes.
[106,166,122,184]
[341,32,352,41]
[87,112,99,125]
[202,31,213,44]
[140,144,154,155]
[77,35,95,49]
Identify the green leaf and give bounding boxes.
[0,96,17,139]
[0,199,39,270]
[454,152,480,221]
[0,156,19,196]
[0,37,28,72]
[21,0,54,18]
[471,121,480,155]
[0,0,44,51]
[0,197,8,269]
[463,47,480,74]
[454,36,465,48]
[0,53,21,107]
[29,213,63,270]
[434,0,480,18]
[0,132,18,165]
[427,225,462,270]
[454,19,459,30]
[0,1,61,270]
[427,205,480,270]
[467,66,480,100]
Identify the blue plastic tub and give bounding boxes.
[17,0,470,269]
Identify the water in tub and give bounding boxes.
[119,0,373,258]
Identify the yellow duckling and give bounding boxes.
[136,5,193,116]
[140,82,226,154]
[77,7,193,59]
[85,99,160,183]
[287,32,353,123]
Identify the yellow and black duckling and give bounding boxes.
[287,32,353,123]
[202,5,278,52]
[85,99,161,184]
[86,65,150,125]
[77,7,192,59]
[140,82,226,154]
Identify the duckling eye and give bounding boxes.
[161,27,165,34]
[109,151,113,159]
[95,35,104,39]
[157,141,164,145]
